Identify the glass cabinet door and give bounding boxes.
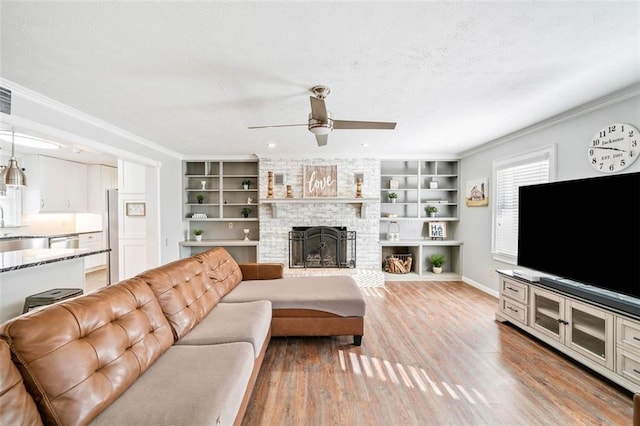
[530,287,565,342]
[566,300,614,369]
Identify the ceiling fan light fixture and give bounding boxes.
[308,112,333,135]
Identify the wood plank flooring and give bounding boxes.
[242,281,633,425]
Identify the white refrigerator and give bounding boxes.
[106,189,119,284]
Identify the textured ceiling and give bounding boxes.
[1,1,639,159]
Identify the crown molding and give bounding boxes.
[0,78,183,160]
[460,82,640,158]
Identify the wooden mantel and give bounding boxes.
[259,198,378,218]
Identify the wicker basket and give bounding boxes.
[384,253,413,274]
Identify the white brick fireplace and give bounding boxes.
[258,158,381,269]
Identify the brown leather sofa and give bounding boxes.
[0,247,366,425]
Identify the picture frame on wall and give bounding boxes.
[466,177,489,207]
[125,202,146,216]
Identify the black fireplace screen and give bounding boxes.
[289,226,356,268]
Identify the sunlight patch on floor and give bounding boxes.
[338,349,487,404]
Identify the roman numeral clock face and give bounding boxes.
[588,123,639,173]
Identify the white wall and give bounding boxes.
[459,89,640,295]
[1,81,184,267]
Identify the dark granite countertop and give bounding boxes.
[0,248,111,273]
[0,231,103,241]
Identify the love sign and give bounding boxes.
[303,165,337,198]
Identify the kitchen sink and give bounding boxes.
[0,238,49,253]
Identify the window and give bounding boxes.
[492,145,555,264]
[0,186,21,227]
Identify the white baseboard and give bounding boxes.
[461,275,499,298]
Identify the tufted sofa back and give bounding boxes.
[0,338,43,425]
[141,247,244,340]
[195,247,244,297]
[139,255,223,340]
[0,277,175,426]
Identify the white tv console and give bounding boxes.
[496,270,640,393]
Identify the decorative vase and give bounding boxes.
[195,235,202,242]
[243,229,250,241]
[267,171,274,198]
[200,181,207,190]
[433,266,442,274]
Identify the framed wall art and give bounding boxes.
[428,221,447,239]
[126,202,146,216]
[466,177,489,207]
[303,165,337,198]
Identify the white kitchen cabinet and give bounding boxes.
[87,164,117,213]
[22,155,87,213]
[79,232,106,271]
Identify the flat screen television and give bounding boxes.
[517,171,640,302]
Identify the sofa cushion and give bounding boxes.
[0,277,175,426]
[90,342,255,426]
[238,262,284,280]
[222,275,366,317]
[175,301,272,358]
[195,247,243,297]
[0,338,43,426]
[139,256,221,340]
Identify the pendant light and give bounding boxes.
[4,129,27,187]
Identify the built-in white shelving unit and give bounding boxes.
[380,159,462,279]
[181,160,259,261]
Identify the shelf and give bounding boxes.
[180,239,259,247]
[260,197,378,218]
[573,323,606,341]
[186,218,258,222]
[380,239,463,246]
[380,217,459,221]
[536,306,560,321]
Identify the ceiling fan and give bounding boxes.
[248,85,397,146]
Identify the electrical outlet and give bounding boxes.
[228,222,233,229]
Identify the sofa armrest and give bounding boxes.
[239,263,284,280]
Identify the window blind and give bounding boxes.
[0,187,20,226]
[492,146,554,262]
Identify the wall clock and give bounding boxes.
[588,123,638,173]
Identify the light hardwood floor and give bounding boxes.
[85,268,108,293]
[242,281,633,425]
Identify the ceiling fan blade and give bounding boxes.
[310,96,328,122]
[333,120,397,130]
[247,124,307,129]
[315,134,328,147]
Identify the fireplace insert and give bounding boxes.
[289,226,356,268]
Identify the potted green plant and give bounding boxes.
[429,254,445,274]
[242,179,251,190]
[426,206,438,217]
[196,194,204,204]
[388,192,398,203]
[192,228,203,242]
[241,207,251,218]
